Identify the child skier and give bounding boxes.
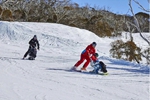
[90,53,108,74]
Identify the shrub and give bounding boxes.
[0,6,2,15]
[1,9,13,21]
[110,40,142,63]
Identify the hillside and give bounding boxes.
[0,21,149,100]
[0,0,149,37]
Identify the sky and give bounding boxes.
[0,21,149,100]
[71,0,149,15]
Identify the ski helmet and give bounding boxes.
[33,35,37,39]
[94,53,99,57]
[92,42,97,47]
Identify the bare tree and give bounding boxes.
[133,0,150,12]
[129,0,150,45]
[128,0,150,64]
[51,0,71,23]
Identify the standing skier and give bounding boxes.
[72,42,97,71]
[23,35,40,59]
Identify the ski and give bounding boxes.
[70,68,108,75]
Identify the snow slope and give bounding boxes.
[0,21,149,100]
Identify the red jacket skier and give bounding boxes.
[73,42,97,71]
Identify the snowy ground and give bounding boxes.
[0,21,149,100]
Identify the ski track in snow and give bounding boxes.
[0,21,149,100]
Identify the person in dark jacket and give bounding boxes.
[23,35,40,59]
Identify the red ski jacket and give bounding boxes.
[82,44,96,56]
[91,55,98,62]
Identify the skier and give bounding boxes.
[23,35,40,60]
[90,53,108,74]
[72,42,97,71]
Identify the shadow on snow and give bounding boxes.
[107,66,149,74]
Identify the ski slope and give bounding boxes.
[0,21,149,100]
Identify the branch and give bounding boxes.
[129,0,150,45]
[141,53,150,64]
[0,0,8,5]
[133,0,150,12]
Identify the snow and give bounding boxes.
[0,21,149,100]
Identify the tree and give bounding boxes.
[128,0,150,45]
[110,0,149,64]
[128,0,150,64]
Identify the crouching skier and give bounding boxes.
[90,53,108,74]
[23,35,40,60]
